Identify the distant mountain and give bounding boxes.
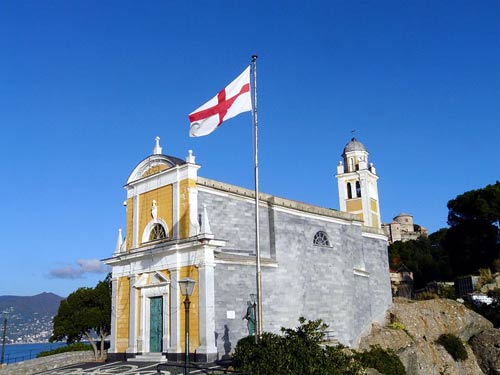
[0,292,64,317]
[0,292,65,343]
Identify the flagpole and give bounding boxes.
[251,54,263,338]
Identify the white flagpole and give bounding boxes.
[251,54,263,338]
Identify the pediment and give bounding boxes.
[134,271,170,289]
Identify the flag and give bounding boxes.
[188,66,252,137]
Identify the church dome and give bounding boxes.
[342,137,366,155]
[126,137,187,184]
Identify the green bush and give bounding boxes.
[415,291,439,300]
[388,321,406,331]
[436,334,468,361]
[355,345,406,375]
[437,285,456,300]
[232,318,364,375]
[37,342,93,358]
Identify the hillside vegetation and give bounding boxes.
[389,182,500,288]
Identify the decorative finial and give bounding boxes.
[186,149,196,164]
[114,228,123,254]
[200,204,212,235]
[351,129,356,139]
[153,136,162,155]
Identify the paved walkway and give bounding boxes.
[35,361,226,375]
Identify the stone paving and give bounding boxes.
[35,361,226,375]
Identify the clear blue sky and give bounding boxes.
[1,1,499,297]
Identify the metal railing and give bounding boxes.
[2,350,38,364]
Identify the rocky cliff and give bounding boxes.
[359,298,500,375]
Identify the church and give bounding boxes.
[103,136,392,362]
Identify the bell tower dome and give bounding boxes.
[336,137,381,228]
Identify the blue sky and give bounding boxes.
[1,1,499,297]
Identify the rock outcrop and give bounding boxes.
[469,328,500,375]
[359,298,497,375]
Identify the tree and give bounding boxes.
[50,276,111,360]
[388,235,451,288]
[447,182,500,227]
[445,182,500,277]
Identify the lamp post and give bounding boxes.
[249,293,257,342]
[1,311,7,365]
[178,277,196,375]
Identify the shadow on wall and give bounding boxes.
[214,325,233,360]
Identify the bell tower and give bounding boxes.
[336,137,381,228]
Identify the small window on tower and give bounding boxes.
[313,231,331,247]
[356,181,362,197]
[149,223,167,241]
[347,182,352,199]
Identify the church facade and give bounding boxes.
[103,137,392,362]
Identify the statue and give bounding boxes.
[243,301,255,336]
[151,200,158,219]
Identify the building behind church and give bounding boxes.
[382,213,428,244]
[104,137,392,362]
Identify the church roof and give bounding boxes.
[126,154,186,184]
[342,137,366,155]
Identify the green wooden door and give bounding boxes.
[149,297,163,352]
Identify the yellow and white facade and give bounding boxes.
[104,138,224,362]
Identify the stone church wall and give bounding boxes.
[198,188,392,355]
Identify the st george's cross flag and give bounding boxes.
[188,66,252,137]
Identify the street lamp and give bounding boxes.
[1,311,8,365]
[178,277,196,375]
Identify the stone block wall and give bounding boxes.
[200,186,392,354]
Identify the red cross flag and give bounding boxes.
[188,66,252,137]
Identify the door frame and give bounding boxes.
[139,282,170,353]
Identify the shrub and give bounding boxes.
[477,268,494,288]
[37,342,93,358]
[415,291,438,300]
[232,318,364,375]
[493,258,500,273]
[355,345,406,375]
[436,333,468,361]
[388,321,406,331]
[437,285,456,300]
[232,333,286,374]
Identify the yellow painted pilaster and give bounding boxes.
[126,198,133,251]
[179,179,197,239]
[116,277,130,352]
[179,265,200,351]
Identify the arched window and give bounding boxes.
[356,181,362,197]
[313,231,330,247]
[347,182,352,199]
[149,223,167,241]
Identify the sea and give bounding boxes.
[1,342,67,364]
